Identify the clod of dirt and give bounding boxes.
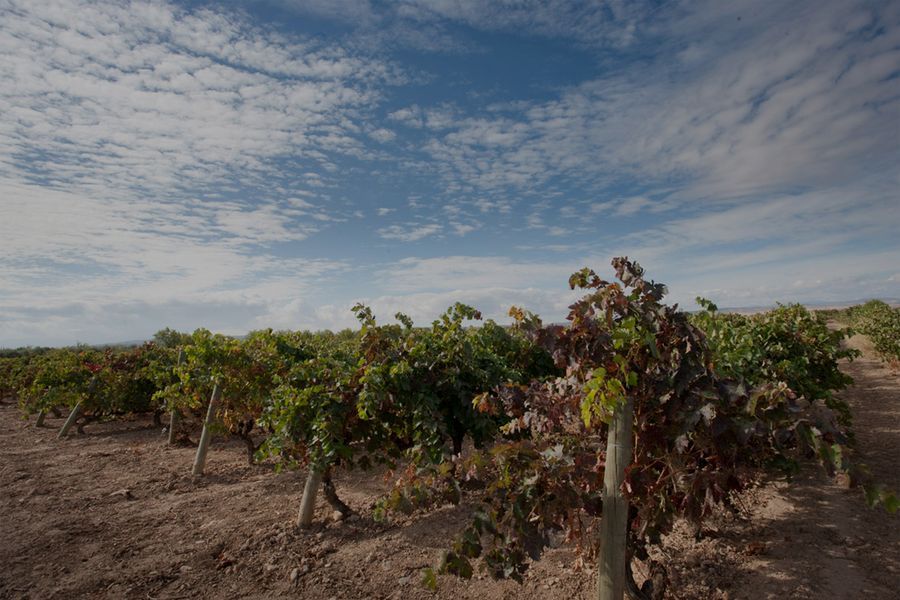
[744,541,767,556]
[109,488,134,500]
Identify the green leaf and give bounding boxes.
[626,371,638,388]
[440,551,473,579]
[421,567,438,591]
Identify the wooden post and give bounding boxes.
[58,376,98,439]
[297,468,324,528]
[35,410,46,427]
[191,382,221,476]
[57,402,83,439]
[167,349,185,445]
[597,397,634,600]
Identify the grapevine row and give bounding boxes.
[1,258,895,599]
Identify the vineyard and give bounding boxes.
[818,300,900,367]
[1,259,898,600]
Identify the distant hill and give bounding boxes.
[91,339,149,349]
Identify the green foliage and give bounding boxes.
[375,258,872,588]
[152,327,193,348]
[90,343,171,414]
[6,267,894,592]
[0,354,39,401]
[16,344,171,417]
[258,337,360,471]
[260,303,555,476]
[691,301,858,424]
[18,348,97,415]
[354,302,556,462]
[847,300,900,363]
[155,328,293,444]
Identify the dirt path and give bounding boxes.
[653,332,900,599]
[729,332,900,599]
[0,408,586,599]
[1,333,897,599]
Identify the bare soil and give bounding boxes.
[1,333,897,600]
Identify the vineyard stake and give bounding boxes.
[35,410,46,427]
[191,381,222,476]
[597,397,634,600]
[58,376,98,439]
[57,402,84,439]
[167,348,185,445]
[297,468,324,528]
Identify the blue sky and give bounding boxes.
[1,0,898,347]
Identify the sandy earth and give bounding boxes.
[1,332,897,599]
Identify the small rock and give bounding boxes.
[110,488,134,500]
[289,568,299,583]
[179,565,192,574]
[745,541,767,556]
[834,472,852,489]
[331,510,345,522]
[398,575,410,585]
[548,529,566,548]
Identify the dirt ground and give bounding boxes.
[1,332,897,600]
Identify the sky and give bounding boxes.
[1,0,898,347]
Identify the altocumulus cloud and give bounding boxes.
[0,0,898,346]
[0,0,392,345]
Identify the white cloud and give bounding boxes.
[2,0,898,346]
[614,196,653,216]
[0,178,347,303]
[378,255,590,293]
[450,222,478,236]
[311,0,652,50]
[369,127,397,143]
[388,105,424,127]
[0,0,399,345]
[377,222,442,242]
[0,0,396,197]
[403,0,899,213]
[309,286,579,332]
[279,0,377,25]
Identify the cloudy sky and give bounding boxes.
[1,0,898,346]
